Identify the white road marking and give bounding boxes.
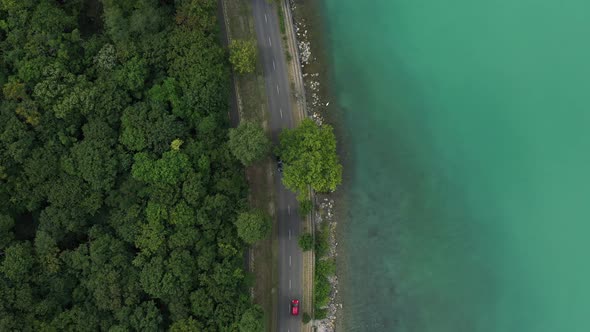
[289,229,291,240]
[289,255,292,266]
[287,204,290,215]
[276,84,280,95]
[273,59,276,70]
[265,13,268,23]
[280,108,283,119]
[268,36,272,46]
[289,279,292,289]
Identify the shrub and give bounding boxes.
[314,308,327,320]
[298,199,312,216]
[298,233,313,251]
[302,312,311,324]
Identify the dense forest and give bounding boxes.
[0,0,261,330]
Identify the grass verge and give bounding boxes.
[224,0,269,124]
[222,0,276,331]
[246,160,277,331]
[277,4,286,35]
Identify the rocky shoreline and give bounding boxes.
[290,0,329,127]
[315,198,341,332]
[288,2,341,330]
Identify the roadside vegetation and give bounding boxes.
[277,118,343,201]
[229,122,271,166]
[313,222,336,319]
[302,312,312,324]
[229,39,258,75]
[0,0,262,330]
[276,105,342,323]
[298,199,313,217]
[222,0,276,330]
[239,305,265,332]
[269,0,287,36]
[235,210,272,245]
[298,233,313,251]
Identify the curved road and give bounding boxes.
[252,0,302,331]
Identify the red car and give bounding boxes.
[290,299,299,315]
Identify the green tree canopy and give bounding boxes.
[132,150,191,185]
[1,242,34,282]
[239,305,264,332]
[228,122,270,166]
[298,199,313,217]
[302,312,311,324]
[278,118,343,199]
[235,210,271,245]
[170,317,203,331]
[120,102,187,154]
[0,0,255,329]
[229,39,257,74]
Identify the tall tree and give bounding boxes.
[228,121,270,166]
[235,210,271,245]
[229,39,257,74]
[278,118,342,199]
[239,305,265,332]
[132,149,191,185]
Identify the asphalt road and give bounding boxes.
[251,0,302,331]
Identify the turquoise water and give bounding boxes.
[321,1,590,331]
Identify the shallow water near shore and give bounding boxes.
[319,0,590,331]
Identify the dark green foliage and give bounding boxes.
[315,221,331,257]
[67,119,119,191]
[0,215,15,249]
[313,222,335,313]
[170,316,204,331]
[131,150,191,185]
[120,101,187,154]
[1,242,34,282]
[298,233,313,251]
[298,199,313,216]
[316,259,336,277]
[239,304,265,332]
[302,312,311,324]
[0,0,254,329]
[314,308,328,320]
